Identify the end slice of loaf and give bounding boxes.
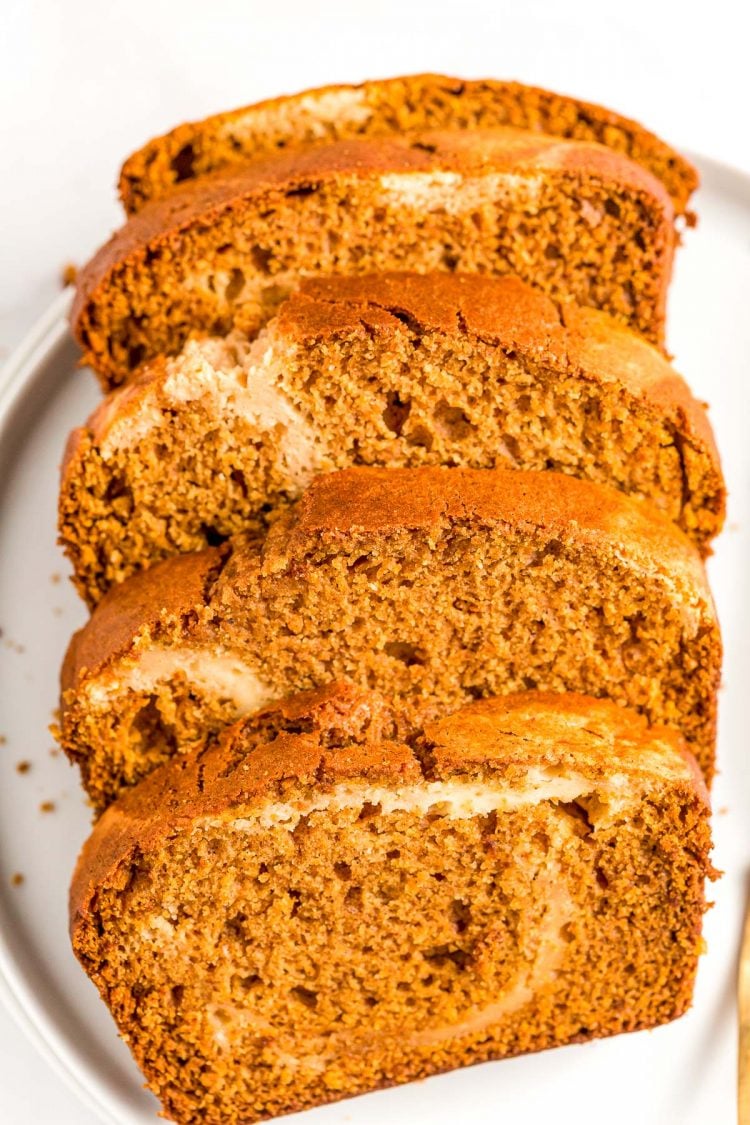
[117,73,698,218]
[73,127,675,388]
[60,272,724,606]
[70,686,713,1125]
[58,467,721,810]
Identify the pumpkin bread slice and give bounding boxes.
[70,685,712,1125]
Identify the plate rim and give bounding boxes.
[0,289,72,419]
[0,287,124,1124]
[0,150,747,1125]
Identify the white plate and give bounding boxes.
[1,155,749,1125]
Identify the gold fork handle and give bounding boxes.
[739,899,750,1124]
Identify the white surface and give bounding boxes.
[0,0,749,1121]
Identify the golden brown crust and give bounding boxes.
[69,687,707,938]
[426,690,710,806]
[276,466,711,594]
[72,126,675,384]
[284,270,570,342]
[117,74,698,216]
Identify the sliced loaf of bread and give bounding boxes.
[60,273,724,606]
[59,467,720,810]
[70,685,712,1125]
[118,74,698,218]
[73,127,675,389]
